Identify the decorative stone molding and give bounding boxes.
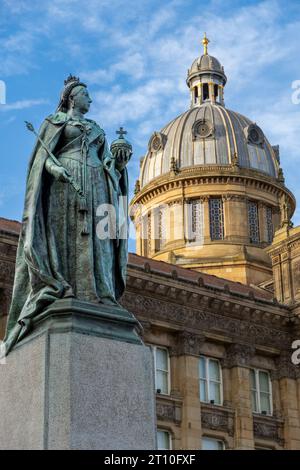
[130,169,295,219]
[170,331,205,357]
[222,343,256,368]
[201,406,234,436]
[121,292,289,349]
[156,399,182,424]
[148,132,167,153]
[253,416,284,445]
[245,124,265,147]
[192,119,214,140]
[271,351,300,380]
[222,194,247,203]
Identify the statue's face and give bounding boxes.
[70,86,92,114]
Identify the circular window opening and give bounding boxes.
[151,136,161,151]
[193,119,213,139]
[247,124,264,146]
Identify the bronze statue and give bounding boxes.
[4,75,132,354]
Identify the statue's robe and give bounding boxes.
[4,112,128,354]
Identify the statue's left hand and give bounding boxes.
[115,148,132,171]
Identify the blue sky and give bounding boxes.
[0,0,300,251]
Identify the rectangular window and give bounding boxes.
[158,207,167,249]
[157,429,172,450]
[265,206,274,244]
[248,201,260,244]
[199,356,223,405]
[142,212,151,257]
[202,437,224,450]
[250,369,272,415]
[152,346,170,395]
[155,205,168,251]
[186,199,204,243]
[209,198,224,240]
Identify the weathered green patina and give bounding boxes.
[4,75,132,354]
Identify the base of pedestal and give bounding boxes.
[0,300,156,449]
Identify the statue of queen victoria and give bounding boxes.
[4,75,132,354]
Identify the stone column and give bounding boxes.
[0,299,156,450]
[273,353,300,449]
[171,332,204,450]
[197,83,202,105]
[224,344,255,449]
[201,197,211,244]
[258,202,267,244]
[223,195,248,243]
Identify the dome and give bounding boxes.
[140,103,279,187]
[189,54,223,75]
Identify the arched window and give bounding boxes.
[194,86,198,104]
[214,84,219,102]
[203,83,209,101]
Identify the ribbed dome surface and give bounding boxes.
[140,103,278,188]
[189,54,223,74]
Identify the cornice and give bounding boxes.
[122,267,293,350]
[130,167,295,212]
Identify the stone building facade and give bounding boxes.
[1,37,300,450]
[1,218,300,450]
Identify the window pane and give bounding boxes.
[259,371,270,394]
[260,392,271,415]
[248,201,260,244]
[156,370,168,394]
[200,379,207,402]
[251,390,258,412]
[199,357,206,379]
[250,369,256,390]
[157,430,170,450]
[209,198,224,240]
[209,360,220,381]
[209,381,221,404]
[156,348,168,371]
[202,438,224,450]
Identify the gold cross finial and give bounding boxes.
[202,32,210,55]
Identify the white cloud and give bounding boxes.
[81,52,146,84]
[0,99,49,111]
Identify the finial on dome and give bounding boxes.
[202,32,210,55]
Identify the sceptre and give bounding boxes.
[25,121,84,197]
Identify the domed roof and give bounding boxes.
[140,103,279,188]
[189,54,223,75]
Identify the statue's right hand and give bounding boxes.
[45,159,71,183]
[51,166,71,183]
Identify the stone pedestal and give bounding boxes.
[0,299,156,450]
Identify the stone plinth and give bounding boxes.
[0,299,156,450]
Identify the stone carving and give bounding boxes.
[192,119,214,140]
[156,400,181,424]
[271,351,300,380]
[121,292,289,349]
[170,331,205,356]
[246,123,265,146]
[253,417,283,444]
[201,407,234,436]
[223,343,255,368]
[148,132,167,153]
